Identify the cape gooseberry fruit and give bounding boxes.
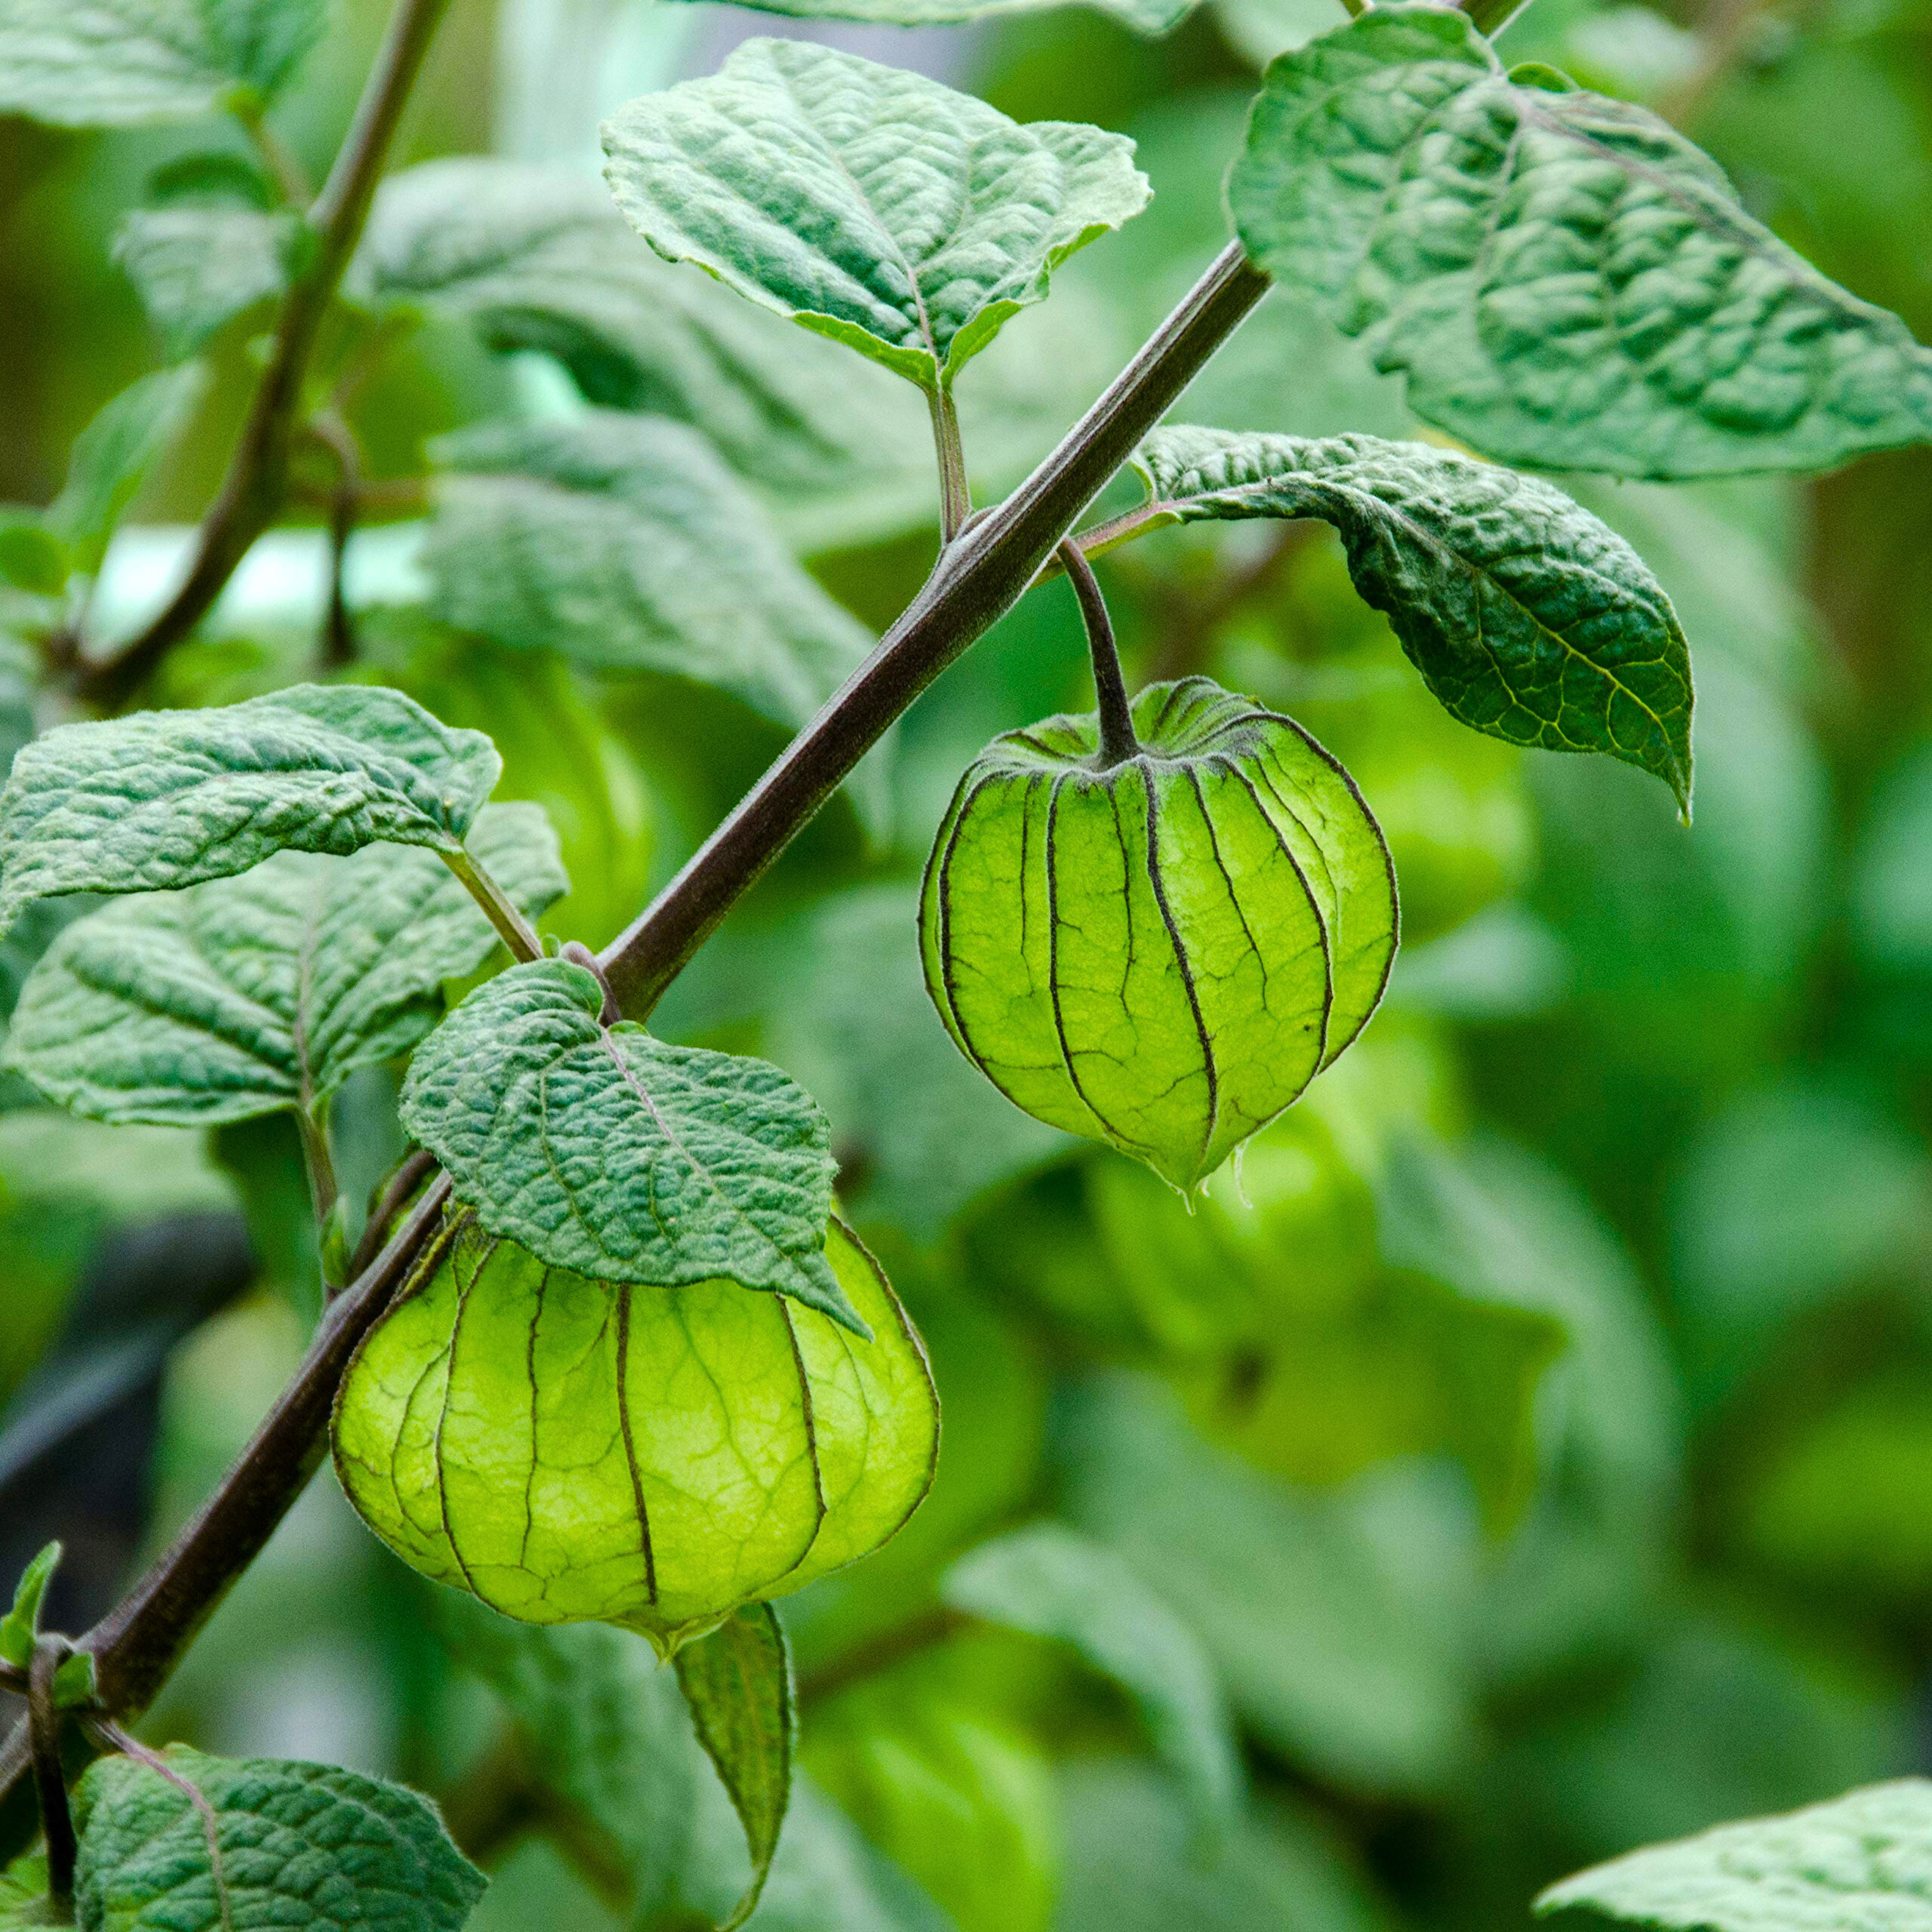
[920,675,1397,1192]
[332,1211,938,1656]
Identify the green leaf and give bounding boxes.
[333,1212,937,1651]
[942,1523,1242,1840]
[0,1852,49,1930]
[6,802,566,1127]
[770,883,1073,1242]
[48,365,209,575]
[807,1688,1059,1932]
[116,205,299,357]
[398,957,860,1326]
[1228,7,1932,479]
[1124,428,1694,811]
[920,677,1397,1192]
[0,0,325,126]
[1057,1373,1476,1799]
[661,0,1196,34]
[436,1601,706,1919]
[675,1603,795,1932]
[72,1746,484,1931]
[0,683,501,939]
[0,1540,59,1669]
[1535,1780,1932,1932]
[0,520,70,597]
[734,1781,953,1932]
[52,1650,97,1709]
[421,413,877,736]
[358,159,909,493]
[600,39,1149,389]
[1057,1761,1389,1932]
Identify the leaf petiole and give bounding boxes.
[1060,539,1138,767]
[438,845,544,965]
[928,383,972,543]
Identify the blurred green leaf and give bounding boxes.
[1854,743,1932,975]
[1537,1779,1932,1932]
[47,364,208,576]
[0,1851,48,1928]
[6,801,566,1127]
[771,883,1072,1243]
[1056,1372,1477,1799]
[674,1603,795,1931]
[942,1522,1242,1840]
[808,1684,1058,1932]
[1056,1759,1392,1932]
[420,415,882,812]
[0,0,324,126]
[116,204,299,357]
[0,521,69,598]
[1670,1077,1929,1408]
[601,39,1149,390]
[0,1538,58,1668]
[1230,8,1932,477]
[438,1598,706,1920]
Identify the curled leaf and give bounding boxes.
[920,677,1397,1192]
[1123,428,1693,812]
[332,1213,939,1656]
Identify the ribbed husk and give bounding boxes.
[920,676,1397,1191]
[331,1210,939,1656]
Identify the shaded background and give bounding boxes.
[3,0,1931,1925]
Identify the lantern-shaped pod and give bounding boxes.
[333,1211,938,1656]
[920,675,1397,1192]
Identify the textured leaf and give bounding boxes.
[0,0,324,125]
[333,1212,938,1651]
[1229,7,1932,478]
[675,1602,795,1931]
[0,684,501,938]
[6,803,566,1127]
[662,0,1195,33]
[421,414,878,764]
[358,159,908,492]
[49,365,209,575]
[943,1523,1242,1839]
[400,958,857,1323]
[920,677,1397,1192]
[72,1746,483,1931]
[1536,1780,1932,1932]
[0,1539,58,1669]
[436,1601,705,1918]
[116,204,298,357]
[1125,428,1694,809]
[600,39,1149,388]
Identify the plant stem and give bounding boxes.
[74,0,452,710]
[28,1646,76,1920]
[927,384,971,543]
[599,240,1271,1018]
[0,240,1273,1831]
[1060,539,1137,765]
[0,1180,454,1814]
[307,413,361,670]
[440,847,544,963]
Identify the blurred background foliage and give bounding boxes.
[2,0,1931,1924]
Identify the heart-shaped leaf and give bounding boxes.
[400,957,859,1327]
[1230,7,1932,478]
[600,39,1149,390]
